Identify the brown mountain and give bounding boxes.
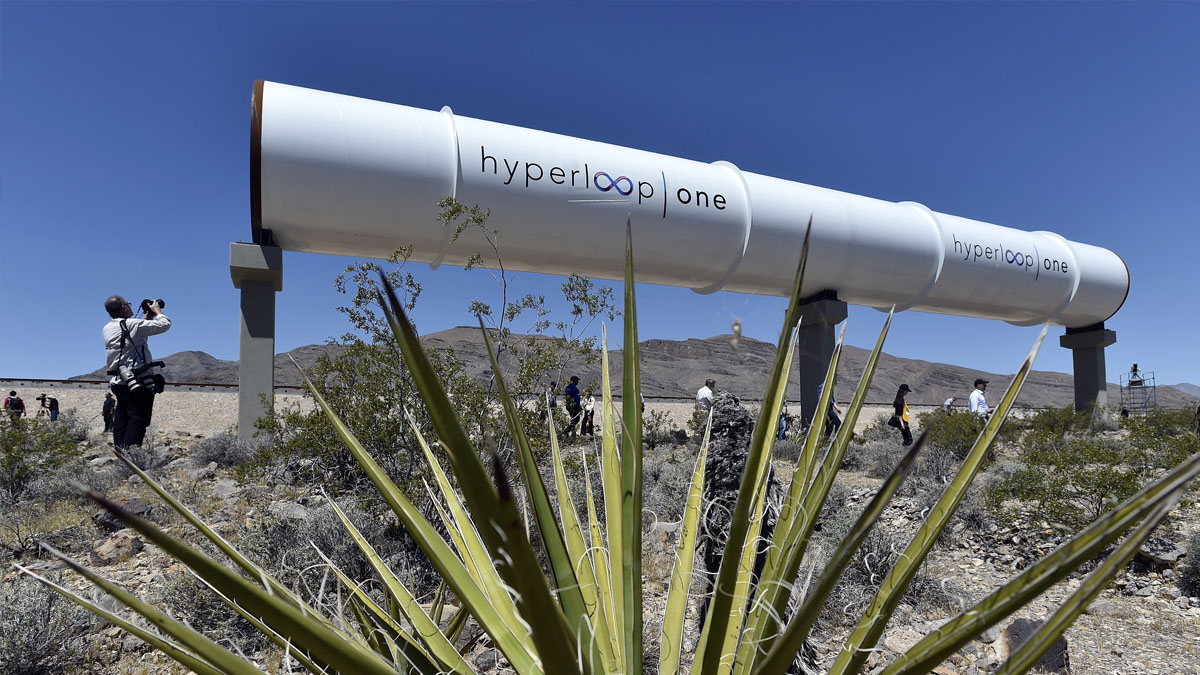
[73,327,1199,408]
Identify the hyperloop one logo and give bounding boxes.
[593,172,633,196]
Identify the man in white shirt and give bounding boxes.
[103,296,171,449]
[968,378,989,418]
[696,379,715,411]
[943,396,957,412]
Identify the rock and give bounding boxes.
[89,456,115,468]
[1135,536,1186,570]
[473,650,497,671]
[885,627,924,653]
[210,478,240,501]
[269,501,309,521]
[979,626,1001,644]
[91,530,144,564]
[999,618,1069,672]
[1175,596,1191,609]
[1084,600,1121,617]
[93,498,152,532]
[166,457,193,471]
[189,461,219,480]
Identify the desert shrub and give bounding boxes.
[239,497,439,601]
[642,444,695,525]
[0,415,87,503]
[988,435,1142,532]
[1121,407,1200,472]
[192,430,257,467]
[1024,405,1092,437]
[0,577,95,674]
[0,499,93,561]
[988,407,1199,534]
[916,408,1018,460]
[55,409,91,443]
[810,482,953,633]
[643,408,684,450]
[155,570,270,657]
[1178,532,1200,597]
[773,438,804,462]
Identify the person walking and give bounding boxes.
[3,390,26,424]
[696,379,715,411]
[564,376,583,439]
[889,384,914,446]
[582,388,596,438]
[968,378,989,419]
[102,393,116,433]
[816,381,843,438]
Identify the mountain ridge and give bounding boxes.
[71,327,1200,408]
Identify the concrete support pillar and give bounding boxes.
[1059,322,1117,413]
[796,292,849,427]
[230,243,283,441]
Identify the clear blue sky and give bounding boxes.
[2,2,1198,388]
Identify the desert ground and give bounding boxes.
[3,386,1199,674]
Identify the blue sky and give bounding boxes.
[2,2,1198,388]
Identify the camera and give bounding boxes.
[140,298,166,314]
[113,361,165,392]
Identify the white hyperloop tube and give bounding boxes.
[251,81,1129,328]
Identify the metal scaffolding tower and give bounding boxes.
[1120,363,1157,415]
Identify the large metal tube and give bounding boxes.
[251,80,1128,328]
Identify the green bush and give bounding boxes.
[916,408,1018,460]
[1121,407,1200,471]
[988,435,1142,532]
[1024,405,1092,437]
[988,406,1200,534]
[0,415,87,503]
[1178,532,1200,597]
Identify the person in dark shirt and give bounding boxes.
[4,390,26,424]
[102,393,116,433]
[564,376,583,440]
[890,384,913,446]
[37,394,60,422]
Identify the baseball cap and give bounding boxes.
[899,384,912,392]
[974,378,988,387]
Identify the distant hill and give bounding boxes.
[73,327,1200,408]
[1168,383,1200,400]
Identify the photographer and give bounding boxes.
[36,394,59,422]
[103,295,171,449]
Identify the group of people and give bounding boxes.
[3,390,60,423]
[547,376,595,439]
[891,377,991,446]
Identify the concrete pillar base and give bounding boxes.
[230,243,283,442]
[796,292,849,427]
[1059,322,1116,413]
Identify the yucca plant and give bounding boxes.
[17,219,1200,674]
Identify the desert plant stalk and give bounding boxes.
[21,215,1200,675]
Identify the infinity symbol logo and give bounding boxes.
[594,172,633,196]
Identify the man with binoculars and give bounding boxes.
[103,295,171,449]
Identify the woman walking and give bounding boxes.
[890,384,914,446]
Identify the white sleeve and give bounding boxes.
[128,314,172,339]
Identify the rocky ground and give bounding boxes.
[3,392,1199,674]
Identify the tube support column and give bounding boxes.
[230,243,283,442]
[797,293,849,427]
[1059,322,1117,413]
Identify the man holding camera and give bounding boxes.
[103,296,170,449]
